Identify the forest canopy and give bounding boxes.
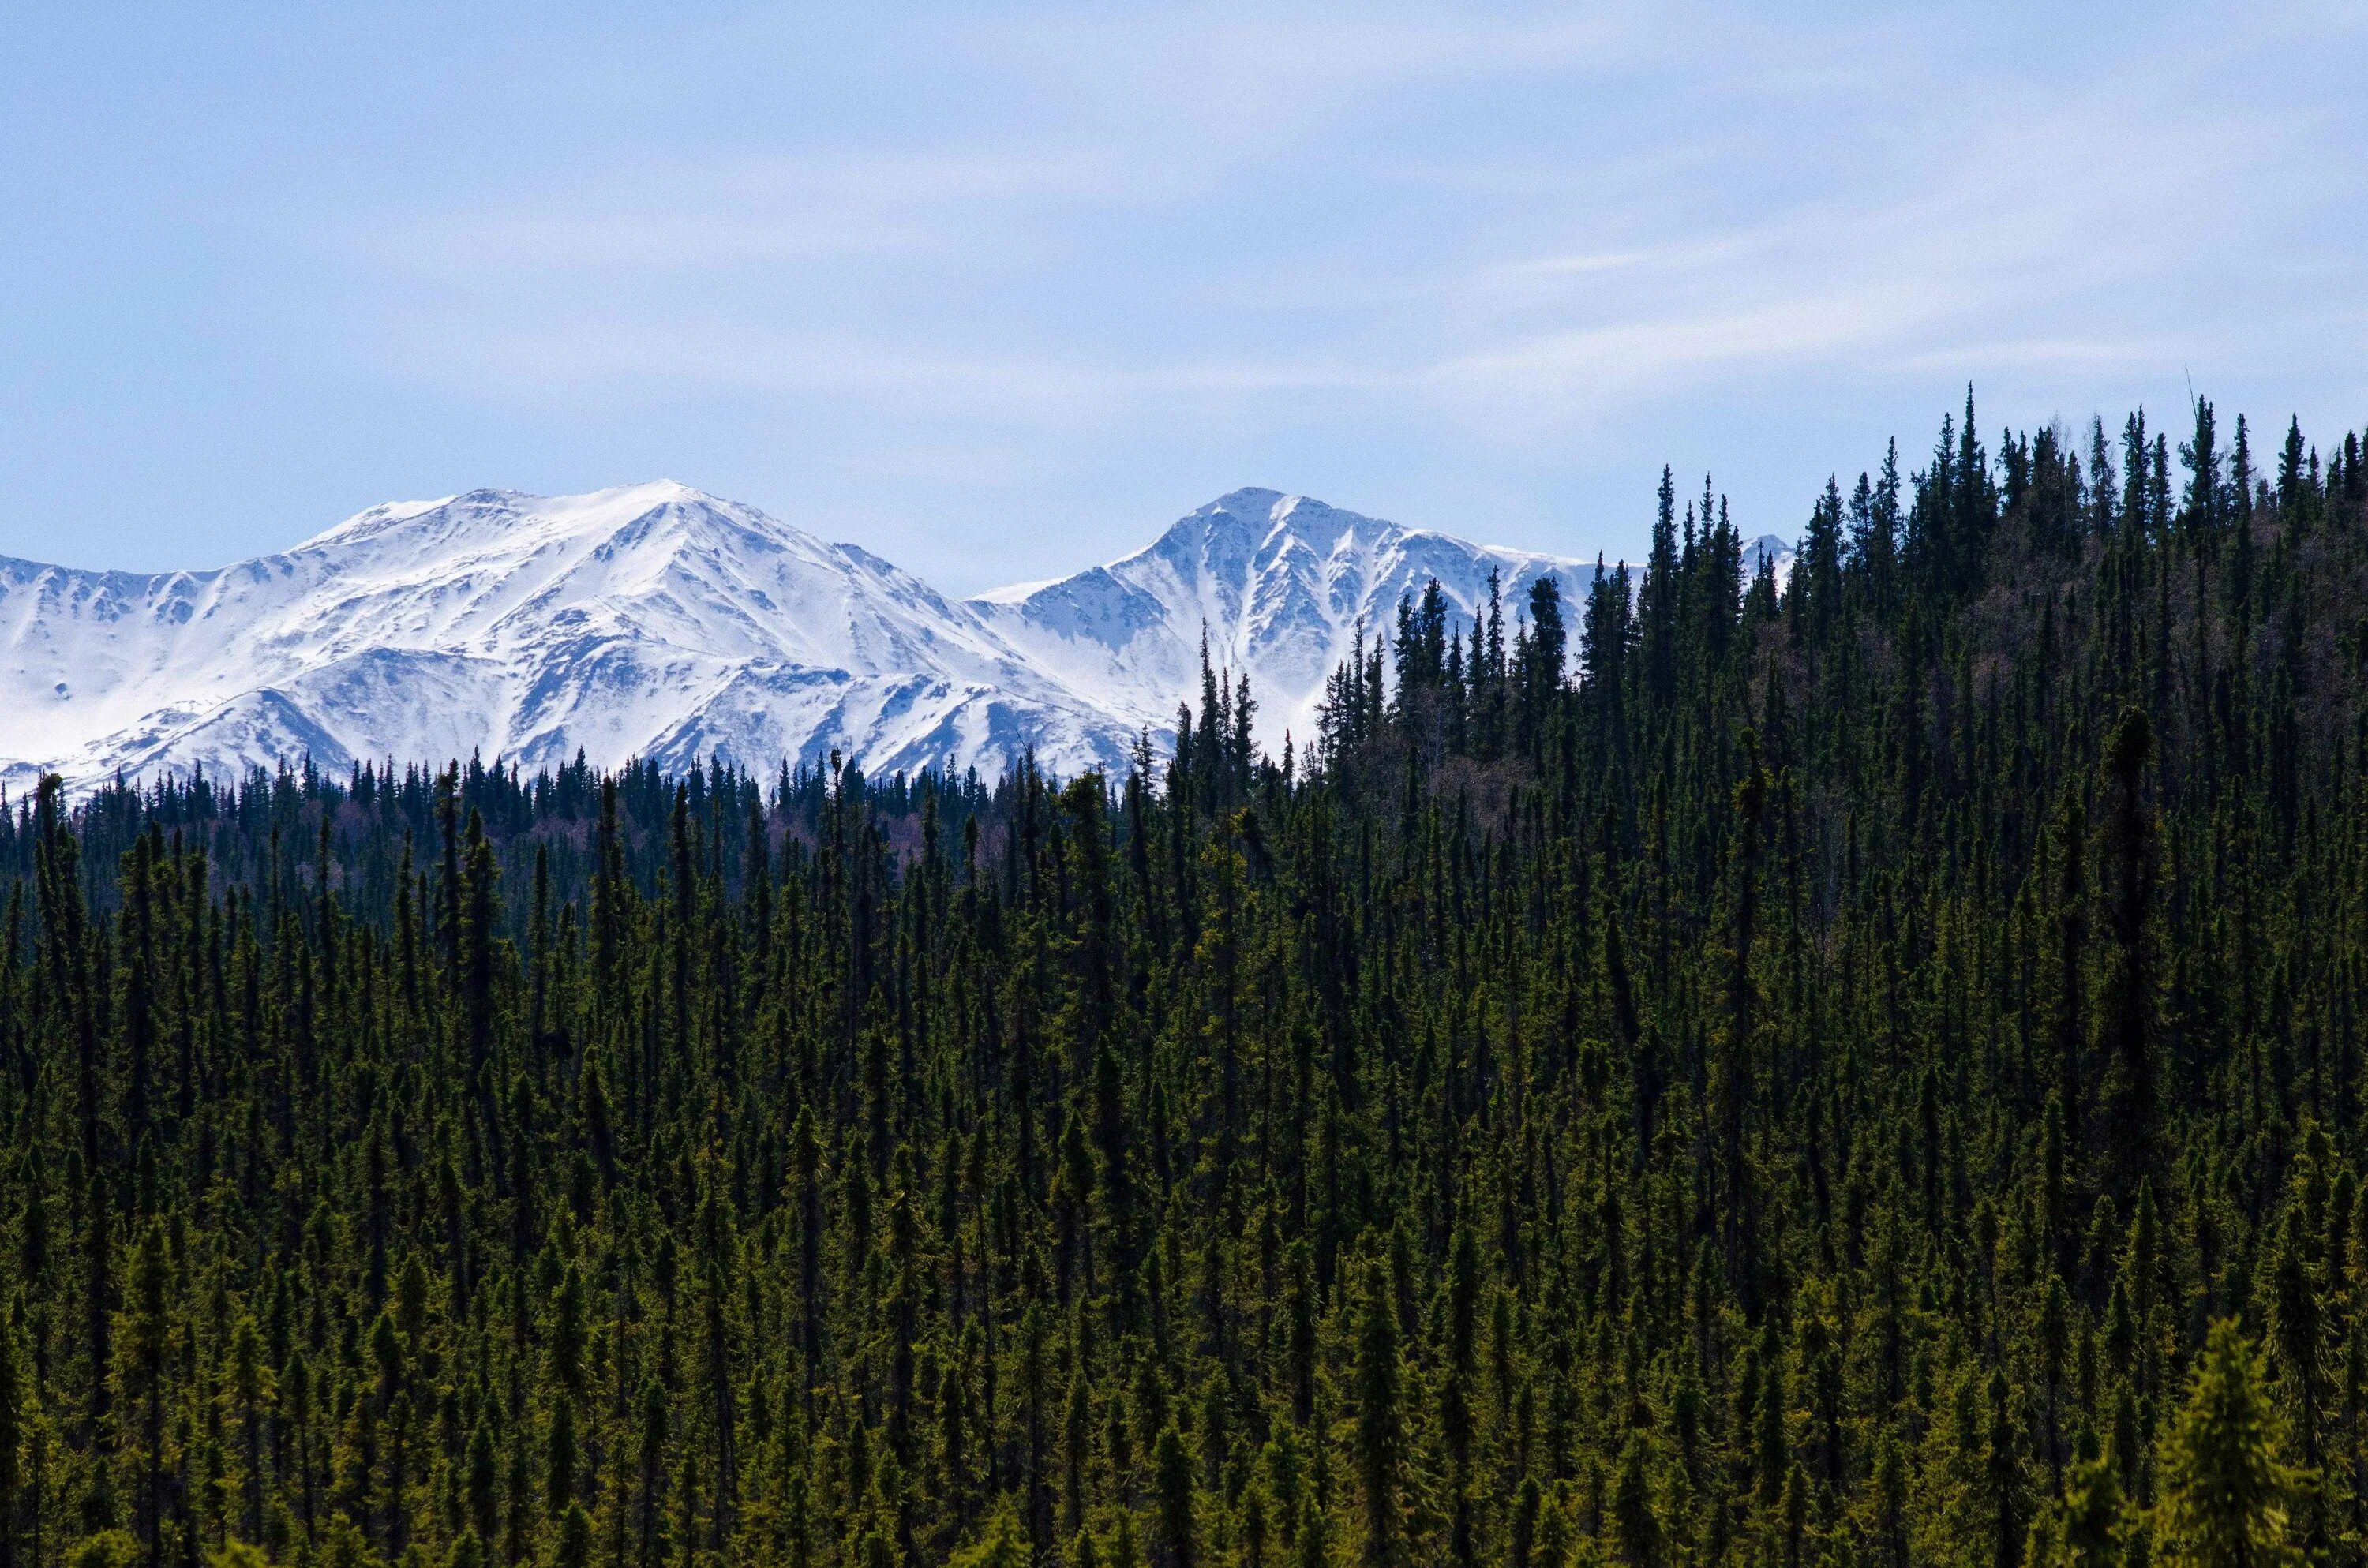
[2,393,2366,1568]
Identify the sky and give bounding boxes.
[2,2,2364,595]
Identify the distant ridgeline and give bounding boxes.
[2,395,2366,1568]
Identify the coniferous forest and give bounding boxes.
[7,395,2368,1568]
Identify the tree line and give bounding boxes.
[2,391,2366,1568]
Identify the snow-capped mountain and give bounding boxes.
[0,482,1133,791]
[969,488,1598,751]
[0,481,1787,791]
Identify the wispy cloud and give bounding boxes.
[9,0,2362,582]
[367,144,1135,279]
[326,0,2368,572]
[1392,21,2332,432]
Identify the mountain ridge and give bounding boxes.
[0,481,1789,791]
[966,486,1609,750]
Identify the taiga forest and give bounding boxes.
[2,395,2366,1568]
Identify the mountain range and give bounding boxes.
[0,481,1789,791]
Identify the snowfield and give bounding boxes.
[0,481,1788,791]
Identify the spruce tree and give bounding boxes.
[2156,1323,2302,1568]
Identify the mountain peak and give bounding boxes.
[545,477,736,518]
[969,487,1597,750]
[1203,485,1291,513]
[298,480,751,554]
[3,481,1632,793]
[1143,488,1385,573]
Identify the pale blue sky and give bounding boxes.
[4,2,2363,592]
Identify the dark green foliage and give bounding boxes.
[2,392,2367,1568]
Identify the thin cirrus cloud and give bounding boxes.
[2,2,2362,585]
[371,146,1137,280]
[1425,34,2316,420]
[378,39,2306,438]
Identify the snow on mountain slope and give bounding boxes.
[969,488,1602,751]
[0,482,1133,791]
[0,481,1782,792]
[1745,533,1795,589]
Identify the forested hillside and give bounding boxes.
[3,394,2367,1568]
